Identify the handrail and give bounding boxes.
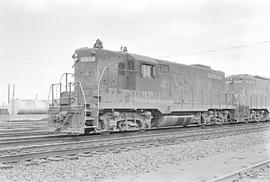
[47,73,73,108]
[56,73,73,93]
[47,84,52,116]
[48,105,84,109]
[48,81,86,108]
[239,94,246,105]
[117,68,137,72]
[76,81,87,122]
[97,67,109,124]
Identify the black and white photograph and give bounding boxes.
[0,0,270,181]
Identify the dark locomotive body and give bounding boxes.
[226,74,270,122]
[48,45,269,134]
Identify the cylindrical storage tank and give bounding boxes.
[8,99,49,114]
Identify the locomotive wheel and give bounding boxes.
[99,119,106,130]
[54,127,61,134]
[200,115,206,128]
[84,128,95,135]
[117,121,127,131]
[136,120,145,131]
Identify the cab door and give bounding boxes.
[136,61,160,105]
[126,56,136,90]
[117,55,136,90]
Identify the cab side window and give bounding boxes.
[118,62,125,75]
[141,63,155,78]
[159,64,169,73]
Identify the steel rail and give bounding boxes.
[0,122,266,147]
[97,67,109,127]
[0,131,53,138]
[0,128,48,133]
[0,123,269,164]
[207,160,270,182]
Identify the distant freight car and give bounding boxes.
[47,40,268,134]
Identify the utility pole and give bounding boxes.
[8,84,10,104]
[65,73,68,92]
[12,84,15,115]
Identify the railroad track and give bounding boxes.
[0,127,48,133]
[0,124,47,130]
[0,120,47,129]
[208,160,270,182]
[0,120,49,138]
[0,130,53,138]
[0,122,269,166]
[0,122,266,148]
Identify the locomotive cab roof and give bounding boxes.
[73,47,222,73]
[228,74,270,82]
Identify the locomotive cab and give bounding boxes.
[48,42,151,134]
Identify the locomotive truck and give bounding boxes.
[48,40,270,134]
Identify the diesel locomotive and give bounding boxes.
[48,40,270,134]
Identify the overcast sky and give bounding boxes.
[1,0,270,104]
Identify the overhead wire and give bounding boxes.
[161,40,270,58]
[0,56,69,62]
[0,40,270,61]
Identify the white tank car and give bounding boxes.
[8,99,49,115]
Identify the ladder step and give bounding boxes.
[85,110,92,117]
[85,126,97,129]
[85,117,94,121]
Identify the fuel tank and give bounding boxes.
[158,115,194,127]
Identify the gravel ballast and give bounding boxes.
[0,130,270,182]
